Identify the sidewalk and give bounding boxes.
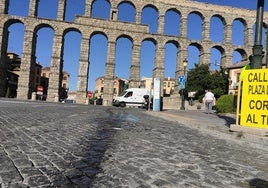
[146,109,268,151]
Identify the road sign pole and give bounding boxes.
[179,59,188,110]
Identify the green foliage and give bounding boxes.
[185,64,229,100]
[215,95,236,113]
[211,68,229,99]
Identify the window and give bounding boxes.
[125,91,133,98]
[236,73,240,82]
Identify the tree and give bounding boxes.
[185,64,229,101]
[210,68,229,99]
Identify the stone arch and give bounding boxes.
[164,40,180,77]
[33,23,55,34]
[37,0,58,19]
[141,4,159,34]
[4,18,25,28]
[163,39,181,94]
[232,17,247,46]
[117,1,136,23]
[233,48,248,63]
[32,24,56,60]
[6,20,26,55]
[3,18,25,52]
[90,30,108,40]
[14,22,56,99]
[87,31,111,103]
[0,19,26,97]
[188,10,204,20]
[29,24,58,101]
[141,37,157,50]
[187,11,204,40]
[140,37,157,79]
[188,42,204,65]
[116,34,133,44]
[164,8,181,36]
[114,34,133,81]
[210,14,226,43]
[63,27,82,36]
[212,45,226,56]
[91,0,111,19]
[62,28,82,92]
[210,45,226,69]
[64,0,85,22]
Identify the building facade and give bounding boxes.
[163,77,175,96]
[140,76,175,97]
[41,67,70,101]
[4,52,42,98]
[95,76,125,98]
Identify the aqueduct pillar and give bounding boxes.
[0,24,7,97]
[103,41,116,106]
[28,0,38,17]
[129,43,141,88]
[17,30,36,99]
[0,0,8,14]
[76,37,90,104]
[46,34,64,102]
[57,0,67,21]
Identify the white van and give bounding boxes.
[112,88,150,107]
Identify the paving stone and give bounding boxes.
[0,170,23,183]
[24,175,50,187]
[0,99,267,187]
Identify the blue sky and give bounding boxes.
[6,0,267,91]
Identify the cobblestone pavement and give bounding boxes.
[0,99,268,188]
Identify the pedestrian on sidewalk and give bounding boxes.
[203,89,215,114]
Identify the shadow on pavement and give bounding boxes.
[216,114,236,128]
[249,178,268,188]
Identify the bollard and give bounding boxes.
[31,92,36,100]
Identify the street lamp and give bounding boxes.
[250,0,264,69]
[180,58,188,110]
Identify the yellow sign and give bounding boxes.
[240,69,268,129]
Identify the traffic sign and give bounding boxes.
[240,69,268,129]
[37,86,43,92]
[178,75,186,89]
[179,82,185,89]
[178,75,186,83]
[37,86,43,95]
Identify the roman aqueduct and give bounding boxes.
[0,0,267,105]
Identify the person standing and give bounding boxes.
[204,89,215,114]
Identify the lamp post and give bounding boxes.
[180,58,188,110]
[250,0,264,69]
